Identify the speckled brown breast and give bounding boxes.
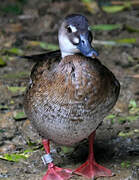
[24,54,120,146]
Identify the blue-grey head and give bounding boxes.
[58,14,98,58]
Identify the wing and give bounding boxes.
[19,50,61,62]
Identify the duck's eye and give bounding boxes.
[66,26,72,33]
[66,25,77,33]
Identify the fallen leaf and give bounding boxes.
[0,57,6,67]
[3,72,29,79]
[125,24,139,33]
[4,47,24,55]
[121,161,131,168]
[102,5,125,13]
[13,111,27,121]
[26,41,40,47]
[118,115,138,124]
[7,86,26,94]
[106,114,116,119]
[91,24,122,31]
[93,39,134,47]
[60,146,74,154]
[81,0,100,14]
[39,42,58,51]
[5,23,23,33]
[26,41,59,51]
[116,38,136,44]
[0,104,9,110]
[129,100,137,109]
[0,153,27,162]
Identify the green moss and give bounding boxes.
[3,71,29,79]
[1,4,23,15]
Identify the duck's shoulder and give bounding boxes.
[29,50,61,80]
[67,54,120,90]
[62,53,107,75]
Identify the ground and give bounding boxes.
[0,0,139,180]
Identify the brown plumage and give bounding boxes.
[24,52,120,146]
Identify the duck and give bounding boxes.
[23,14,120,180]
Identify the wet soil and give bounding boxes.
[0,0,139,180]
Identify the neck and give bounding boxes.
[61,51,75,58]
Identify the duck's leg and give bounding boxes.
[42,139,73,180]
[74,131,112,179]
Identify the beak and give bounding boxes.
[77,33,98,58]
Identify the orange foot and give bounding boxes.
[74,131,113,179]
[42,163,73,180]
[74,160,112,179]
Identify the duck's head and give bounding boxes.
[58,14,98,58]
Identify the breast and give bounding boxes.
[24,54,120,146]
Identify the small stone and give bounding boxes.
[21,120,41,143]
[0,143,16,153]
[132,166,139,180]
[114,101,128,113]
[0,112,16,140]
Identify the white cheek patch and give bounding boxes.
[73,37,79,44]
[69,25,77,32]
[59,34,75,50]
[58,34,79,58]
